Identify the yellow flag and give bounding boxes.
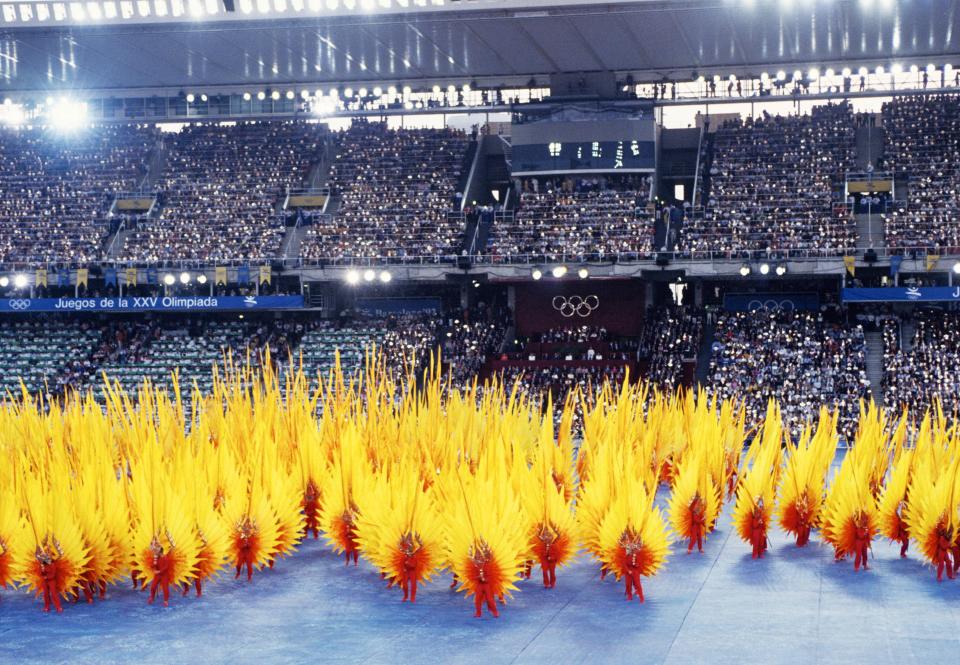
[259,265,272,285]
[215,266,228,286]
[35,268,47,288]
[843,256,855,277]
[125,267,138,286]
[926,254,940,272]
[76,268,89,288]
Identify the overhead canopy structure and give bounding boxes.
[0,0,957,93]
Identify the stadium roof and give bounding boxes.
[0,0,957,93]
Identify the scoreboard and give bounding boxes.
[510,100,655,176]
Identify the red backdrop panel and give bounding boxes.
[513,280,645,336]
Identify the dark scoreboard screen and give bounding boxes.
[511,139,654,173]
[510,100,655,175]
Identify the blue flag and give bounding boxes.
[237,265,251,284]
[104,267,117,286]
[890,255,903,276]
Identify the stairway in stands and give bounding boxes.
[855,212,885,250]
[694,317,716,387]
[864,329,886,402]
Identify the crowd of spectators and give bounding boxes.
[881,95,960,252]
[706,309,870,438]
[0,124,157,264]
[120,121,322,262]
[639,307,703,389]
[686,103,856,256]
[441,304,510,386]
[487,175,654,261]
[882,310,960,415]
[300,121,469,261]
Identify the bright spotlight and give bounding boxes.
[12,274,27,289]
[197,274,208,284]
[0,276,7,287]
[243,92,251,101]
[271,91,280,101]
[953,262,960,275]
[807,67,819,80]
[891,63,903,75]
[759,263,770,275]
[531,269,543,281]
[179,271,191,284]
[345,269,360,285]
[362,269,376,282]
[186,93,195,103]
[875,65,885,75]
[775,264,787,276]
[551,265,567,278]
[858,67,868,76]
[842,67,852,77]
[46,98,88,132]
[163,273,176,286]
[577,267,589,279]
[257,91,266,100]
[739,264,751,277]
[379,270,392,283]
[776,70,785,80]
[285,90,294,100]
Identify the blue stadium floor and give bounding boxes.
[3,502,958,665]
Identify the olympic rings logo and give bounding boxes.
[552,295,600,318]
[746,299,796,312]
[8,299,30,310]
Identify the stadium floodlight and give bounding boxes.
[300,90,310,100]
[200,94,208,102]
[197,274,208,284]
[578,267,589,279]
[842,68,852,77]
[776,70,785,80]
[379,270,392,283]
[358,87,368,97]
[431,85,441,94]
[179,272,191,284]
[12,274,27,289]
[858,67,868,76]
[531,268,543,281]
[257,91,266,100]
[875,65,885,75]
[0,277,8,287]
[775,264,787,276]
[46,98,88,132]
[285,90,294,100]
[163,273,176,286]
[792,70,802,80]
[759,263,770,275]
[909,64,919,74]
[387,86,397,96]
[739,264,751,277]
[372,86,382,97]
[345,269,360,285]
[344,87,354,98]
[308,0,320,8]
[551,265,567,278]
[928,64,937,73]
[807,68,819,80]
[271,90,280,101]
[243,92,251,101]
[891,63,903,75]
[362,269,376,282]
[403,85,412,96]
[953,262,960,275]
[186,93,195,103]
[824,68,835,78]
